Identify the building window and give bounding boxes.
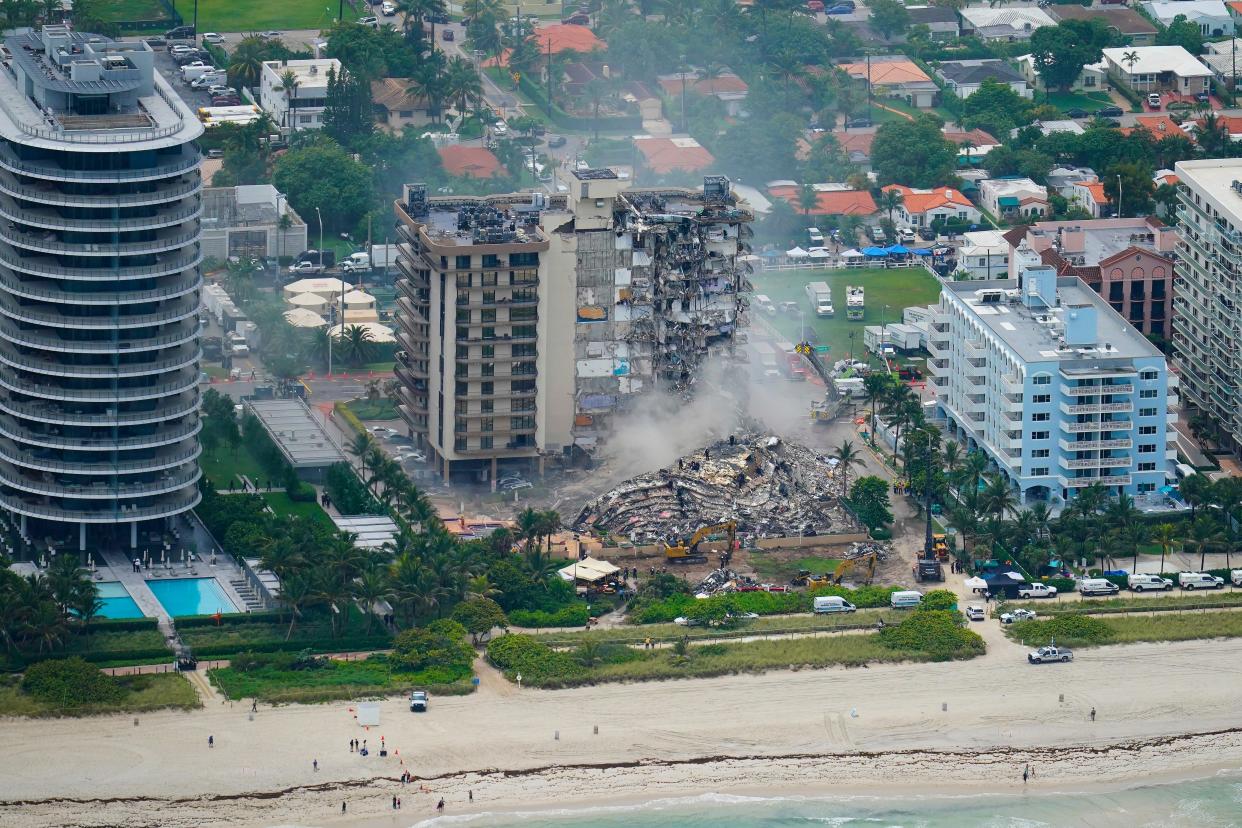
[1140,389,1158,398]
[1138,482,1156,492]
[1140,369,1159,380]
[1139,462,1156,471]
[1031,394,1050,404]
[1031,449,1050,458]
[1140,407,1157,417]
[1032,467,1049,476]
[1031,412,1050,422]
[1031,430,1050,440]
[1109,283,1124,301]
[1139,425,1157,435]
[481,381,493,395]
[1139,443,1156,453]
[480,418,493,432]
[1032,375,1051,385]
[481,309,497,323]
[482,271,498,287]
[455,255,472,269]
[480,436,493,450]
[482,254,500,268]
[481,399,493,413]
[482,344,494,358]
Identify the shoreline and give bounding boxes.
[5,636,1242,827]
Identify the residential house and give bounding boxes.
[936,59,1032,99]
[1046,166,1099,198]
[657,69,749,117]
[1015,54,1107,94]
[1199,50,1242,88]
[979,177,1050,221]
[882,184,981,229]
[1231,1,1242,21]
[259,57,340,131]
[767,182,878,218]
[838,56,938,108]
[1029,119,1086,137]
[1193,113,1242,139]
[958,6,1056,41]
[633,135,715,177]
[944,127,1001,164]
[619,81,662,122]
[907,6,961,41]
[1122,114,1193,142]
[956,229,1010,279]
[437,145,505,179]
[1003,216,1179,336]
[370,77,432,132]
[1153,169,1181,188]
[1143,0,1233,37]
[1067,177,1111,218]
[1047,5,1158,46]
[1101,46,1213,96]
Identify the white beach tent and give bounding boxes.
[283,308,327,328]
[785,246,810,258]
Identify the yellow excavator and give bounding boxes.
[662,521,737,564]
[832,552,878,585]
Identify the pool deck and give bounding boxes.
[95,546,253,632]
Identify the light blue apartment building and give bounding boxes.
[928,254,1175,506]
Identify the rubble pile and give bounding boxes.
[843,541,891,562]
[574,432,862,544]
[693,568,756,595]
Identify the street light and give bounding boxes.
[316,206,332,378]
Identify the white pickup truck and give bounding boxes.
[1028,645,1073,664]
[1017,583,1057,599]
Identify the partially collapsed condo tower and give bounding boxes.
[392,171,753,483]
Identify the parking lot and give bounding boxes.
[151,40,227,112]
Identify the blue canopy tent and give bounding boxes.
[862,246,888,256]
[912,248,932,255]
[886,244,910,255]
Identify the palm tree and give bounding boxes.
[353,566,392,634]
[443,56,483,121]
[1152,523,1178,578]
[536,509,562,555]
[407,62,450,123]
[227,36,269,89]
[337,324,376,368]
[583,75,616,140]
[1180,472,1212,520]
[1122,50,1140,78]
[279,68,299,129]
[1185,515,1227,571]
[515,507,542,554]
[880,188,904,223]
[832,440,861,497]
[980,474,1016,525]
[347,432,376,463]
[362,445,387,494]
[463,0,503,15]
[861,373,891,441]
[959,450,989,506]
[798,179,819,223]
[941,440,962,488]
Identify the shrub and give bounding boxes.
[451,597,508,640]
[391,619,473,673]
[486,634,585,685]
[509,604,589,628]
[628,584,905,624]
[287,480,317,502]
[333,401,367,437]
[21,658,124,705]
[324,461,380,515]
[1008,614,1114,647]
[878,610,986,660]
[1044,577,1077,593]
[919,589,959,611]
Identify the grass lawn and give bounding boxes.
[1045,91,1112,114]
[1008,608,1242,648]
[347,398,398,420]
[750,553,844,583]
[179,612,392,659]
[261,492,334,528]
[171,0,341,32]
[484,68,549,123]
[0,626,173,671]
[198,441,267,491]
[878,98,958,124]
[1004,591,1242,616]
[104,0,170,22]
[363,361,396,374]
[0,673,198,717]
[751,266,942,364]
[209,655,474,703]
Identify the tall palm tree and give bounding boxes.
[1152,523,1178,578]
[337,324,376,368]
[941,440,962,487]
[861,373,891,441]
[536,509,562,555]
[832,440,861,497]
[227,36,269,89]
[515,507,542,555]
[1185,515,1227,572]
[279,68,299,129]
[353,566,393,634]
[880,188,904,223]
[980,474,1016,525]
[443,56,483,120]
[347,432,376,463]
[798,179,819,223]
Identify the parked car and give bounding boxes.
[381,1,397,14]
[1064,107,1088,119]
[211,96,242,107]
[442,28,454,40]
[205,148,224,159]
[288,260,324,275]
[1128,573,1174,592]
[1096,105,1123,118]
[897,227,916,243]
[1195,92,1211,103]
[207,85,232,96]
[1028,645,1073,664]
[1017,582,1057,599]
[965,605,986,621]
[547,134,567,148]
[844,115,871,128]
[409,690,428,712]
[1232,569,1242,587]
[202,32,225,44]
[1179,572,1225,590]
[777,300,799,314]
[357,15,378,25]
[166,25,196,39]
[917,226,936,241]
[825,2,855,14]
[189,74,224,89]
[1000,608,1037,624]
[261,31,283,38]
[1147,93,1162,109]
[1079,578,1120,597]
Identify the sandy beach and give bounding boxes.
[4,623,1242,827]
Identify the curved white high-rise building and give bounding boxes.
[0,26,202,550]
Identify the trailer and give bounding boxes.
[752,342,782,381]
[864,323,922,354]
[846,285,864,320]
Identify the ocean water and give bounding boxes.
[403,774,1242,828]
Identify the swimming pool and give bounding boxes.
[95,582,145,620]
[147,578,239,617]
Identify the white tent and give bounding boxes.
[785,246,810,258]
[328,321,396,343]
[283,308,327,328]
[808,247,832,259]
[287,292,327,310]
[839,248,865,259]
[557,556,621,584]
[282,277,352,300]
[342,289,376,309]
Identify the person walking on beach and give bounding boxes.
[1090,707,1096,722]
[341,802,346,814]
[251,699,258,713]
[313,759,318,772]
[392,795,397,810]
[469,790,473,803]
[437,798,445,813]
[208,735,213,748]
[1022,765,1029,784]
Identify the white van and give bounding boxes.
[890,590,923,609]
[1232,569,1242,587]
[813,595,856,614]
[1079,578,1120,597]
[807,227,824,245]
[753,294,776,315]
[1179,572,1225,590]
[1128,573,1173,592]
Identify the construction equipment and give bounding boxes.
[914,558,944,582]
[832,552,877,585]
[793,569,835,590]
[662,521,736,565]
[931,533,950,562]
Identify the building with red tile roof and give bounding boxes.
[767,183,877,216]
[535,24,606,55]
[1068,178,1111,218]
[1122,114,1192,141]
[437,145,504,179]
[882,184,981,227]
[633,136,715,175]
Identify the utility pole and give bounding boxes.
[922,431,934,559]
[546,35,553,117]
[680,54,688,133]
[866,52,873,123]
[317,207,331,377]
[1116,173,1123,219]
[193,0,198,33]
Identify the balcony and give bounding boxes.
[0,343,200,379]
[393,362,428,388]
[0,487,201,524]
[0,438,200,475]
[1059,456,1132,469]
[0,223,198,257]
[455,387,536,401]
[926,339,948,357]
[0,459,200,499]
[0,412,199,451]
[964,358,986,376]
[1060,474,1132,488]
[0,392,198,427]
[0,318,198,355]
[1063,384,1133,397]
[0,146,200,184]
[1060,401,1133,415]
[0,240,202,282]
[1059,437,1132,451]
[0,293,200,330]
[455,331,537,345]
[1001,374,1023,394]
[0,192,202,233]
[0,169,201,209]
[455,294,539,310]
[1061,420,1107,433]
[0,366,199,402]
[0,270,200,307]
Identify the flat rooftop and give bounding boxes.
[262,58,339,88]
[1023,218,1173,263]
[1175,158,1242,220]
[419,202,547,248]
[946,276,1160,364]
[246,399,346,469]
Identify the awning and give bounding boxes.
[558,556,620,583]
[808,247,832,258]
[862,246,888,256]
[912,247,932,255]
[886,244,909,254]
[839,248,864,258]
[786,246,810,258]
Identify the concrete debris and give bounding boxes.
[573,431,862,544]
[843,541,891,562]
[693,568,753,595]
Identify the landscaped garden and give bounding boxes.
[0,659,198,717]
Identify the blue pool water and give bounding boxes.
[147,578,239,616]
[95,581,144,620]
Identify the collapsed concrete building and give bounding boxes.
[573,433,862,545]
[391,172,754,484]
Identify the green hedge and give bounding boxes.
[185,636,394,659]
[509,605,589,628]
[627,584,905,625]
[85,617,160,633]
[333,400,367,437]
[175,610,285,628]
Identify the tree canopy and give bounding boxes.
[871,114,958,188]
[272,138,376,232]
[1029,19,1111,92]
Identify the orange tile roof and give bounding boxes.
[535,24,606,55]
[835,131,877,157]
[696,75,748,94]
[1230,0,1242,14]
[882,184,972,213]
[838,60,930,85]
[634,137,715,174]
[767,185,878,216]
[1156,172,1180,186]
[437,145,504,179]
[1198,114,1242,135]
[943,128,999,147]
[1076,179,1110,205]
[1125,115,1191,141]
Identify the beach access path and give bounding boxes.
[4,626,1242,827]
